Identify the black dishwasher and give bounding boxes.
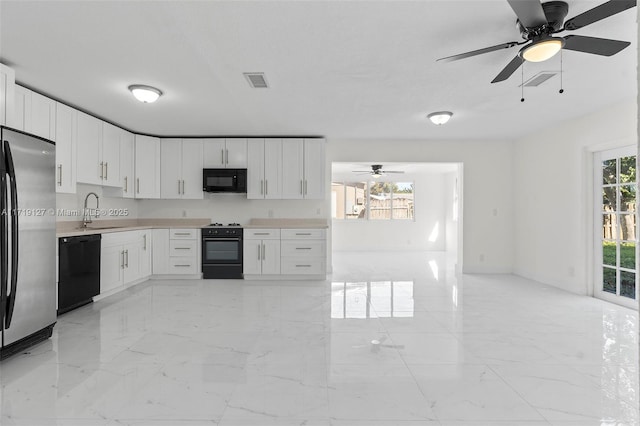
[58,234,101,315]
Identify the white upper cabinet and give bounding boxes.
[76,111,102,185]
[160,138,203,199]
[101,122,121,187]
[203,138,247,168]
[30,91,56,140]
[302,138,326,199]
[134,135,160,199]
[13,85,56,140]
[0,64,15,128]
[247,138,282,199]
[249,138,325,200]
[13,85,30,132]
[54,103,77,194]
[120,130,135,198]
[76,112,120,187]
[281,138,304,199]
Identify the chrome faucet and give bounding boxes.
[82,192,99,228]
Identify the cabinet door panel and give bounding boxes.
[247,138,265,199]
[30,91,56,140]
[264,139,282,199]
[152,229,170,275]
[122,243,140,284]
[160,138,182,199]
[181,139,204,199]
[303,139,326,199]
[203,138,226,168]
[225,138,248,168]
[13,85,31,132]
[55,103,76,194]
[101,123,121,187]
[261,240,281,274]
[101,245,123,293]
[243,240,262,275]
[76,112,103,185]
[281,139,304,199]
[120,131,135,198]
[135,135,160,198]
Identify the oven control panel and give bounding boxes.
[202,227,243,237]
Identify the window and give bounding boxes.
[594,147,638,308]
[331,181,414,220]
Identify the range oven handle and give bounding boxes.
[202,237,242,242]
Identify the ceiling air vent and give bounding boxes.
[244,72,269,88]
[520,71,558,87]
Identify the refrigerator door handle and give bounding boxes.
[4,140,18,328]
[0,141,7,331]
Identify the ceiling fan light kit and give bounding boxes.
[427,111,453,125]
[437,0,636,84]
[519,37,564,62]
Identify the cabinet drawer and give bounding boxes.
[281,257,325,275]
[170,229,198,239]
[281,240,325,257]
[168,257,198,274]
[281,228,326,239]
[244,228,280,240]
[169,240,197,257]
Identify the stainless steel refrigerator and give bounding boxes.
[1,127,56,360]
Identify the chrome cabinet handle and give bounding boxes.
[182,180,185,195]
[257,244,261,260]
[136,178,140,194]
[57,164,62,186]
[175,264,191,267]
[105,162,108,180]
[225,149,229,165]
[304,180,307,195]
[262,243,265,260]
[296,233,311,236]
[261,180,264,195]
[124,176,128,192]
[174,247,190,250]
[178,179,181,194]
[100,162,104,179]
[295,247,312,250]
[300,180,303,194]
[254,232,269,235]
[125,250,129,268]
[121,251,125,269]
[174,232,191,236]
[221,149,224,165]
[265,180,268,195]
[143,234,147,250]
[295,264,312,267]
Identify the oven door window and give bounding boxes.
[204,239,241,263]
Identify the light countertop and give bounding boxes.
[245,218,329,229]
[56,218,210,238]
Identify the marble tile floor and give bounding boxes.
[0,251,638,426]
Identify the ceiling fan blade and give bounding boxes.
[563,35,631,56]
[436,41,520,62]
[383,171,405,174]
[563,0,636,31]
[507,0,548,28]
[491,55,524,83]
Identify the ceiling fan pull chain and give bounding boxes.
[520,59,525,102]
[559,48,564,94]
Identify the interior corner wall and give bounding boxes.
[327,139,514,273]
[513,100,638,295]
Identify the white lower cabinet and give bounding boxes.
[243,229,281,275]
[280,229,326,276]
[152,228,200,277]
[100,230,151,295]
[243,228,326,279]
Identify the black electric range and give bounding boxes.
[201,223,243,279]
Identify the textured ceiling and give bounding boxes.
[0,0,636,140]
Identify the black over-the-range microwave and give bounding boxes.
[202,168,247,193]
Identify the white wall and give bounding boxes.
[513,100,637,295]
[137,195,325,224]
[444,170,460,254]
[56,184,139,222]
[327,139,514,273]
[332,169,451,252]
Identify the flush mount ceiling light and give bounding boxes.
[128,85,162,103]
[427,111,453,125]
[519,37,565,62]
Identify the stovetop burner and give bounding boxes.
[205,222,243,228]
